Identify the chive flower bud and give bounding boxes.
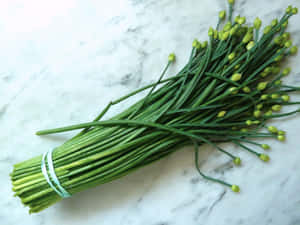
[259,154,270,162]
[208,27,214,36]
[240,128,248,132]
[268,126,278,133]
[290,46,298,55]
[231,185,240,192]
[274,36,282,45]
[277,135,285,141]
[234,64,240,69]
[292,7,298,15]
[282,21,288,28]
[228,52,236,61]
[229,87,238,94]
[233,157,241,165]
[256,104,263,110]
[282,32,290,40]
[260,71,268,77]
[263,25,272,34]
[272,67,280,74]
[271,19,278,27]
[224,22,232,31]
[231,73,242,81]
[286,5,293,14]
[254,17,262,29]
[278,130,286,135]
[253,110,261,118]
[275,80,282,86]
[265,110,272,116]
[282,67,291,76]
[168,53,176,62]
[242,32,253,43]
[238,17,246,25]
[284,40,292,48]
[261,144,270,150]
[257,82,268,91]
[201,41,208,48]
[272,104,282,112]
[217,110,227,117]
[260,94,268,100]
[246,120,252,125]
[222,31,230,40]
[234,15,240,23]
[246,41,255,50]
[230,26,237,36]
[274,54,283,62]
[228,0,235,4]
[271,94,279,99]
[192,39,199,48]
[243,86,251,93]
[281,95,290,102]
[219,10,226,20]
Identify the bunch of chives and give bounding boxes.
[11,1,299,213]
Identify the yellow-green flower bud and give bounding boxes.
[213,29,218,39]
[259,154,270,162]
[246,41,255,50]
[261,144,270,150]
[233,157,241,165]
[271,94,279,99]
[168,53,176,62]
[282,67,291,76]
[271,19,278,27]
[274,54,283,62]
[286,5,293,14]
[246,120,252,125]
[257,82,268,91]
[228,52,236,61]
[272,104,282,112]
[261,94,268,100]
[231,184,240,192]
[285,40,292,48]
[230,27,237,36]
[234,64,240,70]
[274,36,282,45]
[254,110,261,118]
[192,39,199,48]
[243,86,251,93]
[268,126,278,133]
[265,110,272,116]
[242,32,253,43]
[292,7,298,15]
[282,20,288,28]
[219,10,226,20]
[234,15,240,23]
[256,104,263,110]
[264,67,272,74]
[228,0,235,4]
[217,110,227,117]
[290,46,298,55]
[201,41,208,48]
[222,31,230,40]
[231,73,242,82]
[229,87,238,94]
[241,128,248,132]
[282,32,290,40]
[263,25,272,34]
[275,80,282,86]
[272,67,280,75]
[281,95,290,102]
[224,22,232,31]
[238,17,246,25]
[208,27,214,36]
[278,130,286,135]
[277,135,285,141]
[254,17,262,29]
[260,71,268,77]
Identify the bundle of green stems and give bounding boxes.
[11,1,299,213]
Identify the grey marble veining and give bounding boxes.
[1,0,300,224]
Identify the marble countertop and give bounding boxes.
[1,0,300,224]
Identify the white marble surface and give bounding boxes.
[1,0,300,224]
